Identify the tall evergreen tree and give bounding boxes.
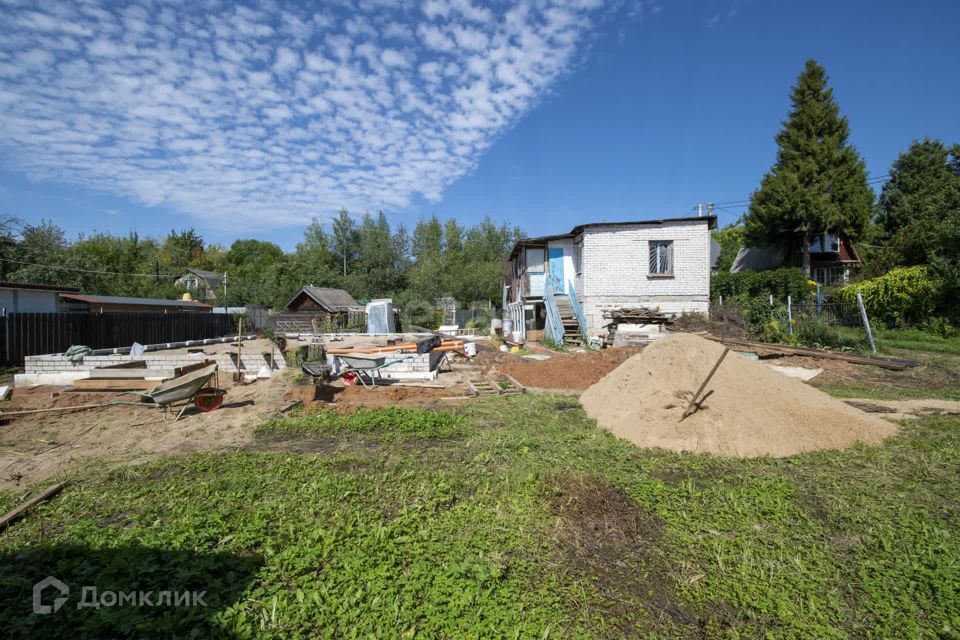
[876,139,960,265]
[744,59,873,274]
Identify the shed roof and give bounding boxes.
[0,281,79,293]
[60,293,213,309]
[285,286,360,312]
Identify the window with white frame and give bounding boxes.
[525,247,545,274]
[648,240,673,276]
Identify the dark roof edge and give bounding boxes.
[508,216,718,259]
[0,281,80,292]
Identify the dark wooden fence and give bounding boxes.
[0,312,238,366]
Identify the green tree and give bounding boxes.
[744,60,873,274]
[875,139,960,266]
[160,228,205,268]
[712,223,746,273]
[331,208,358,277]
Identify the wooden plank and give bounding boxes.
[174,359,217,377]
[503,374,527,393]
[88,369,175,380]
[700,335,918,370]
[70,378,159,391]
[94,360,148,370]
[0,482,67,531]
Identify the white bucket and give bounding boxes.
[502,319,513,335]
[463,342,477,357]
[512,330,523,343]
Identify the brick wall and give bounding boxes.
[25,352,286,375]
[579,220,711,331]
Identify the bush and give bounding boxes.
[742,298,794,344]
[835,266,942,327]
[712,267,812,303]
[794,317,865,350]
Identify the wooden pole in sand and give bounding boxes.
[680,347,730,422]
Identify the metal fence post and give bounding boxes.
[787,295,793,335]
[855,292,877,354]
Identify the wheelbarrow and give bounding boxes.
[125,362,225,420]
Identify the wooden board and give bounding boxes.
[0,482,67,530]
[94,360,148,370]
[70,378,160,392]
[88,368,174,379]
[699,335,919,370]
[175,360,217,377]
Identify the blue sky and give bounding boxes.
[0,0,957,250]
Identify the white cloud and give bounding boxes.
[0,0,624,229]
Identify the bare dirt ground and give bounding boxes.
[3,339,952,491]
[0,375,288,491]
[484,347,643,390]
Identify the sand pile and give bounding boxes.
[579,333,898,458]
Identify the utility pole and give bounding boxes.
[696,203,703,217]
[223,272,227,313]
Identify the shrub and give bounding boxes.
[742,298,794,344]
[712,267,811,303]
[794,317,865,350]
[835,266,942,327]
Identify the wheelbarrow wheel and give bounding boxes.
[194,387,225,412]
[341,371,358,386]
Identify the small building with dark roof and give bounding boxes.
[284,286,361,314]
[174,269,222,300]
[60,293,213,313]
[0,282,79,313]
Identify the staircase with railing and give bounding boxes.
[544,275,587,346]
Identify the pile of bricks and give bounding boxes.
[24,352,285,375]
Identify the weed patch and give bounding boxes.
[254,406,466,440]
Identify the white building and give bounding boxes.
[503,216,716,343]
[0,282,78,313]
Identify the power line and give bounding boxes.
[0,256,181,278]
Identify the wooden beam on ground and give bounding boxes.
[0,482,67,531]
[700,335,918,370]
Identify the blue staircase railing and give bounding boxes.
[566,280,588,342]
[543,276,565,346]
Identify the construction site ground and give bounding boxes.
[1,336,957,491]
[2,333,959,637]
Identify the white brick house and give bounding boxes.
[503,216,717,340]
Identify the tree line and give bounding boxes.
[0,210,521,312]
[715,59,960,311]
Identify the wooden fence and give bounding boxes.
[0,312,238,366]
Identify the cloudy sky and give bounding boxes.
[0,0,957,247]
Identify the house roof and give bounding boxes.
[179,269,222,288]
[60,293,213,309]
[508,215,718,259]
[0,281,79,293]
[730,245,785,273]
[284,286,360,312]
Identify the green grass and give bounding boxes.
[1,396,958,638]
[874,328,960,354]
[254,406,466,440]
[815,382,960,401]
